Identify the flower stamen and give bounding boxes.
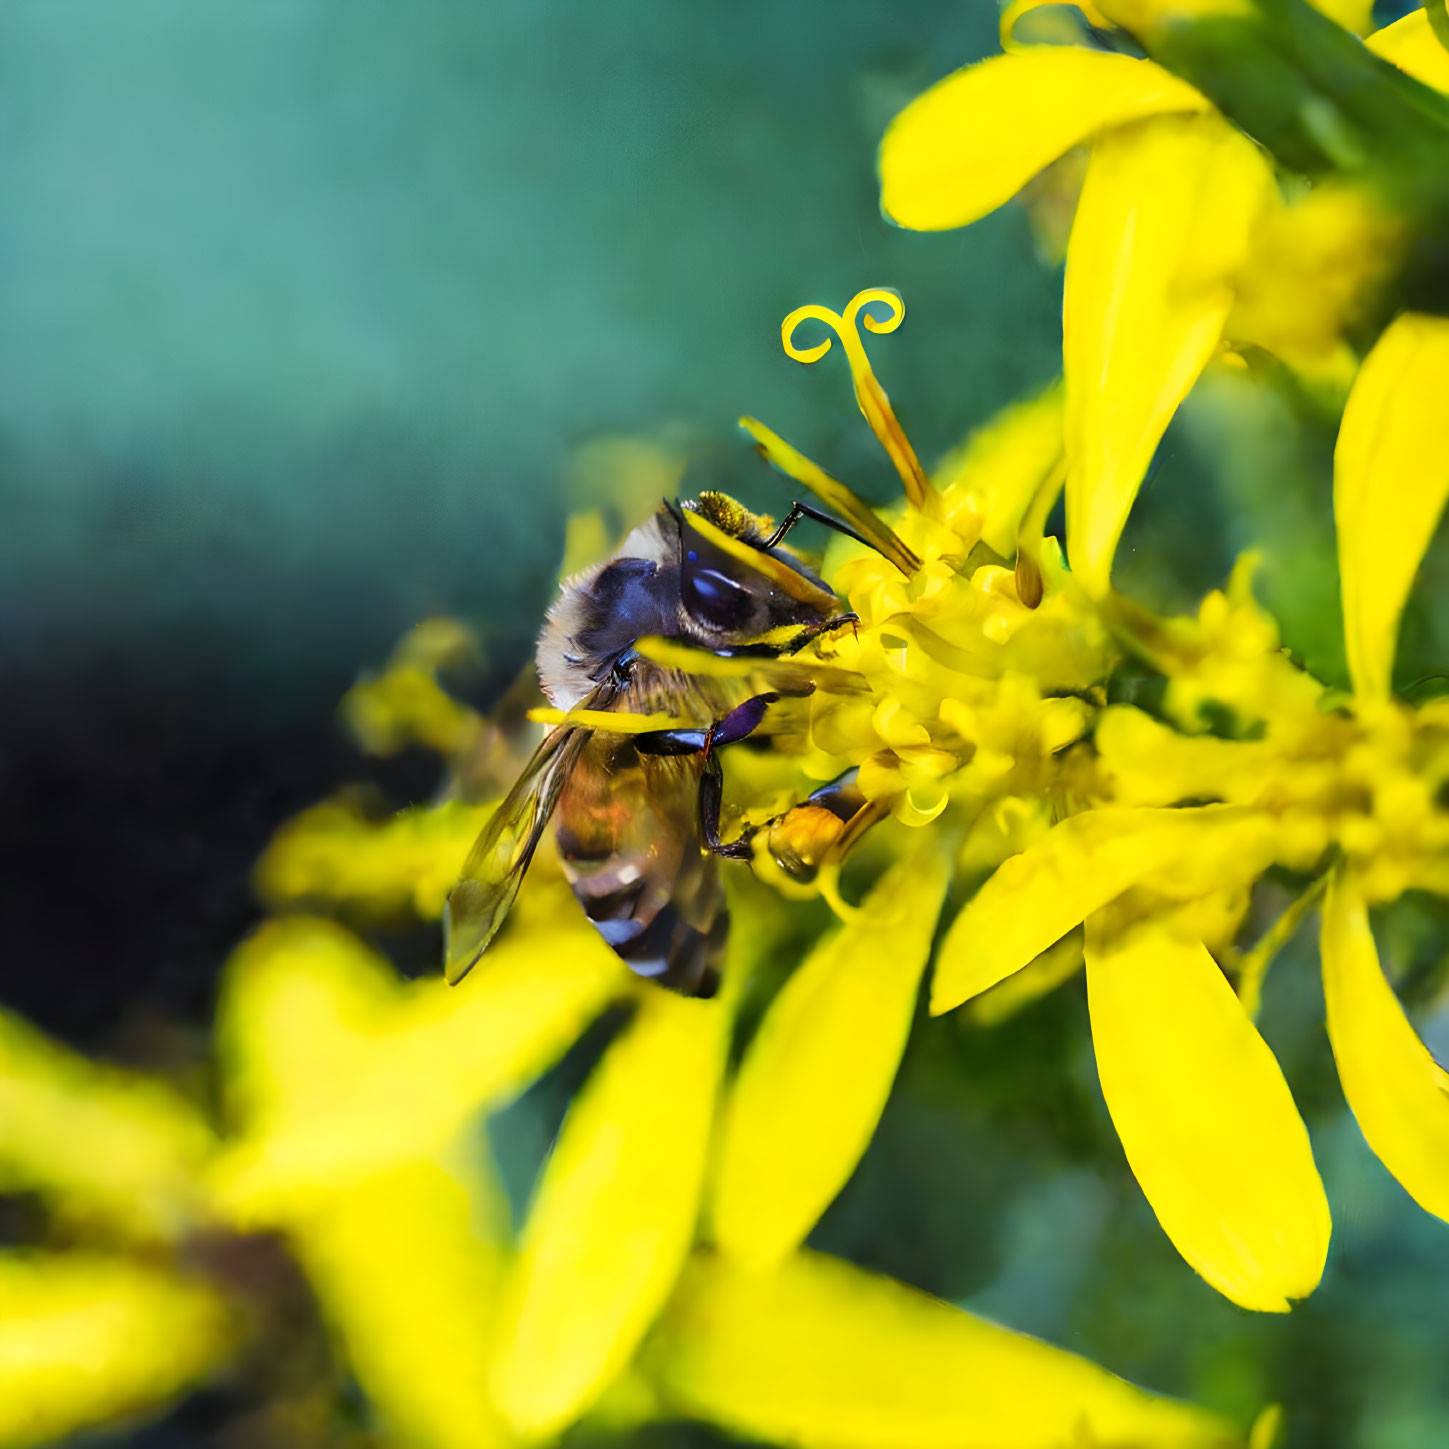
[781,289,937,514]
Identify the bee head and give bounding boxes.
[673,494,836,640]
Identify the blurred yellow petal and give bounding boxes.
[1367,8,1449,93]
[1334,312,1449,699]
[212,909,620,1224]
[1098,0,1251,25]
[0,1255,234,1449]
[255,797,493,920]
[0,1011,213,1240]
[294,1154,512,1449]
[1250,1403,1286,1449]
[1065,113,1271,595]
[1321,875,1449,1221]
[1308,0,1374,32]
[711,847,952,1266]
[564,433,688,543]
[1110,0,1369,30]
[880,50,1209,232]
[935,381,1064,558]
[932,805,1269,1013]
[341,618,481,758]
[1085,921,1329,1311]
[1226,182,1401,381]
[1000,0,1114,48]
[645,1251,1236,1449]
[490,991,728,1441]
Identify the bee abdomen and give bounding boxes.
[559,849,722,998]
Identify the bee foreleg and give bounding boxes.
[780,612,859,655]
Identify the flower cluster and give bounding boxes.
[5,3,1449,1447]
[737,274,1449,1314]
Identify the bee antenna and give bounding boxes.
[764,501,875,556]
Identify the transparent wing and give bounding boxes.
[443,691,606,983]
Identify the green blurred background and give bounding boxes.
[1,2,1446,1447]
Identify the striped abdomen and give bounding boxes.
[552,732,726,997]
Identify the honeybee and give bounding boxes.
[443,491,880,996]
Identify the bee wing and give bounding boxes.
[444,685,611,984]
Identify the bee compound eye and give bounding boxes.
[683,565,753,631]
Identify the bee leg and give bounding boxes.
[801,767,866,818]
[696,692,793,858]
[698,751,755,859]
[780,612,859,655]
[635,691,783,757]
[709,690,782,748]
[638,693,785,859]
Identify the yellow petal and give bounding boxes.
[254,797,493,920]
[490,991,728,1441]
[644,1251,1236,1449]
[294,1154,511,1449]
[212,909,619,1224]
[339,618,481,757]
[1065,113,1272,595]
[932,805,1269,1013]
[0,1255,234,1449]
[737,415,921,576]
[0,1010,213,1241]
[1320,876,1449,1221]
[967,931,1084,1026]
[711,848,952,1266]
[1000,0,1115,49]
[1307,0,1373,33]
[1367,8,1449,93]
[1104,0,1368,29]
[1334,311,1449,699]
[1085,920,1329,1312]
[1097,0,1251,27]
[935,381,1064,558]
[880,50,1209,232]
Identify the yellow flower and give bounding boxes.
[340,616,484,759]
[29,261,1447,1445]
[0,1019,237,1448]
[212,871,1233,1448]
[161,302,1284,1442]
[730,283,1449,1317]
[0,1255,235,1449]
[865,5,1449,1291]
[0,904,622,1449]
[878,1,1433,592]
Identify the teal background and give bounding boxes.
[0,0,1060,704]
[1,4,1446,1448]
